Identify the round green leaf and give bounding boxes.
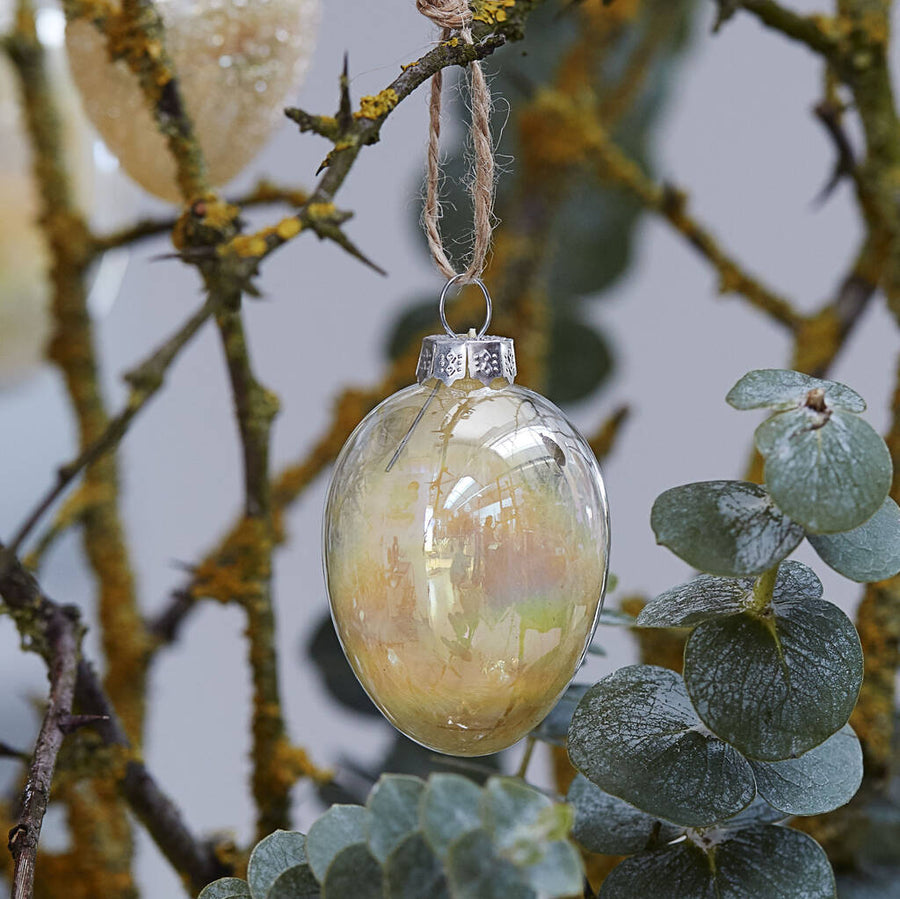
[684,596,863,761]
[638,561,822,629]
[545,310,614,405]
[567,774,682,854]
[719,795,788,829]
[599,841,714,898]
[756,408,892,534]
[446,829,535,899]
[480,777,555,850]
[198,879,251,899]
[321,843,383,899]
[520,840,584,898]
[247,831,307,899]
[750,725,863,816]
[267,864,320,899]
[808,498,900,582]
[651,481,805,576]
[638,575,752,628]
[567,666,756,826]
[366,775,426,863]
[307,805,369,882]
[772,560,823,602]
[532,683,591,745]
[713,826,835,897]
[384,832,450,899]
[727,369,865,413]
[419,773,482,859]
[601,826,835,898]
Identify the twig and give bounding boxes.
[90,179,312,255]
[212,301,290,839]
[588,405,631,463]
[584,122,800,328]
[63,0,209,200]
[8,604,82,899]
[222,4,550,266]
[728,0,837,56]
[6,298,217,559]
[0,546,228,892]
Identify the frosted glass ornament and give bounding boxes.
[65,0,320,203]
[324,280,610,756]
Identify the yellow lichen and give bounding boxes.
[472,0,516,25]
[275,217,302,241]
[354,88,400,120]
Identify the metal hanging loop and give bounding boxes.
[439,274,492,338]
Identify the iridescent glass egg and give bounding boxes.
[323,315,610,756]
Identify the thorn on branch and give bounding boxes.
[57,714,110,735]
[0,742,29,761]
[338,52,354,135]
[713,0,741,31]
[813,99,856,204]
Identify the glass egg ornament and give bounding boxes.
[65,0,320,203]
[324,279,610,756]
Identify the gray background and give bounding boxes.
[2,0,898,893]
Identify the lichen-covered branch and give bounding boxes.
[0,548,228,893]
[8,298,216,559]
[579,112,800,328]
[62,0,209,200]
[221,1,552,267]
[91,180,312,255]
[7,604,82,899]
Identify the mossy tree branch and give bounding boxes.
[0,549,230,893]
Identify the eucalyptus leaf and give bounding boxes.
[531,683,590,746]
[366,774,426,863]
[247,831,306,899]
[638,575,751,628]
[520,840,584,898]
[267,864,320,899]
[321,843,383,899]
[719,795,788,829]
[567,665,756,826]
[198,879,251,899]
[567,774,682,854]
[638,561,822,629]
[651,481,805,576]
[600,826,835,898]
[756,408,892,534]
[384,832,450,899]
[684,596,863,761]
[307,804,369,882]
[726,369,866,413]
[545,309,614,405]
[480,777,555,850]
[808,498,900,582]
[750,725,863,816]
[446,829,535,899]
[308,615,378,717]
[419,773,483,860]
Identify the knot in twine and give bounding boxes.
[416,0,472,32]
[417,0,495,283]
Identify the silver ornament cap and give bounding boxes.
[415,276,517,387]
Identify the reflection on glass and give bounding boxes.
[324,379,609,756]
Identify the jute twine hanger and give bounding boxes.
[416,0,495,283]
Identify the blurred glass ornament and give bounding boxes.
[324,279,610,756]
[0,2,135,388]
[65,0,321,203]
